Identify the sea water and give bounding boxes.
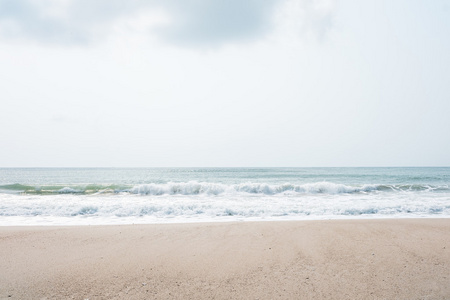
[0,167,449,225]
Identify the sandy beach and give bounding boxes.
[1,219,449,299]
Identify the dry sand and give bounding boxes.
[1,219,449,299]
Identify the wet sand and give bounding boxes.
[1,219,450,299]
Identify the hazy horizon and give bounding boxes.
[1,166,449,169]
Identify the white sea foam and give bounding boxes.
[58,187,83,194]
[125,181,380,195]
[1,181,446,195]
[1,188,450,226]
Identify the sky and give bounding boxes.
[0,0,449,167]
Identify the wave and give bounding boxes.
[1,181,448,196]
[0,184,129,195]
[125,182,380,195]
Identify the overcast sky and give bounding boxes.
[1,0,449,167]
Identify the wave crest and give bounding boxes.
[1,182,447,195]
[125,181,379,195]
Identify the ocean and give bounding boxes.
[0,167,449,225]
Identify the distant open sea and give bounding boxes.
[0,167,449,225]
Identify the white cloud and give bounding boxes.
[0,0,337,47]
[0,0,279,46]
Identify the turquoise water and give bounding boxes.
[0,167,449,225]
[1,167,449,190]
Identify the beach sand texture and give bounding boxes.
[1,219,449,299]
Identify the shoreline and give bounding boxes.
[3,215,450,227]
[1,219,450,299]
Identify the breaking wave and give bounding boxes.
[125,182,380,195]
[1,181,447,196]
